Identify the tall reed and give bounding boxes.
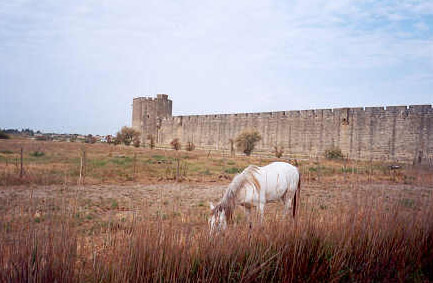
[1,188,432,282]
[93,194,433,282]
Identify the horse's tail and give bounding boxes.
[292,173,301,218]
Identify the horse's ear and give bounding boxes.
[209,202,215,210]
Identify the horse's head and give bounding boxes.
[209,202,227,233]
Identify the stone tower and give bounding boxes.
[132,94,172,144]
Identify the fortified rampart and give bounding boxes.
[132,95,433,164]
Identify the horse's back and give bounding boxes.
[258,162,299,198]
[261,162,299,179]
[261,161,297,171]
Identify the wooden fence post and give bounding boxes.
[78,148,86,186]
[20,147,24,178]
[176,158,180,182]
[133,152,137,180]
[343,154,348,182]
[368,158,372,183]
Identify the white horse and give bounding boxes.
[209,161,301,232]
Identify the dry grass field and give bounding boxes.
[1,138,433,282]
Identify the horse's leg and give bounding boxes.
[258,202,265,224]
[244,206,252,229]
[283,191,294,219]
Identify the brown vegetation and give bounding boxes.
[170,138,181,151]
[273,143,284,158]
[0,139,433,281]
[1,138,432,186]
[186,141,195,151]
[0,182,432,282]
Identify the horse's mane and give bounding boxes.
[213,165,261,221]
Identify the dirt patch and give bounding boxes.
[1,182,431,233]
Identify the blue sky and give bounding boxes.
[0,0,432,135]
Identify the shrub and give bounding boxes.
[30,151,45,157]
[35,135,48,141]
[0,131,10,139]
[105,135,113,144]
[186,141,195,151]
[133,137,141,148]
[224,167,240,174]
[116,127,140,146]
[235,129,261,156]
[85,134,97,144]
[273,144,284,158]
[324,147,344,159]
[170,138,181,151]
[111,199,119,209]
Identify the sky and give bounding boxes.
[0,0,432,135]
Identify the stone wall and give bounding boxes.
[133,95,433,164]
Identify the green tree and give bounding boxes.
[116,127,140,146]
[235,129,261,156]
[0,130,10,139]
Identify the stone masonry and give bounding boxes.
[132,95,433,164]
[132,94,172,143]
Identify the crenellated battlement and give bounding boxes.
[161,104,432,121]
[133,94,170,102]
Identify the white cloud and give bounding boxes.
[0,0,432,134]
